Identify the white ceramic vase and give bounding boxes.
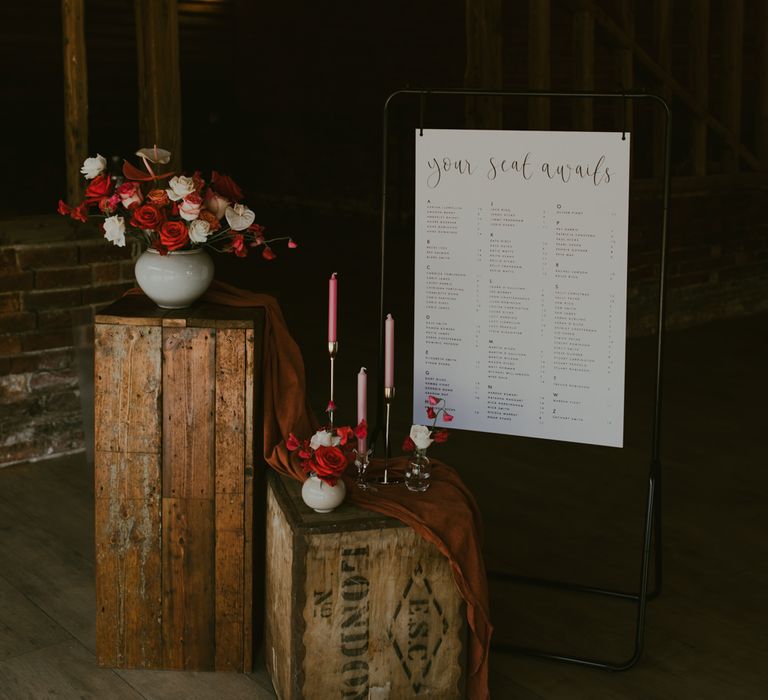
[301,474,346,513]
[134,247,214,309]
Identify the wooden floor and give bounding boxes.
[0,311,765,698]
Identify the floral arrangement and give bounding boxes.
[57,147,296,258]
[287,422,367,486]
[402,395,452,455]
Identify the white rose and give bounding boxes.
[188,219,211,244]
[80,154,107,180]
[309,429,341,450]
[103,216,126,247]
[166,175,196,201]
[225,203,256,231]
[409,424,433,450]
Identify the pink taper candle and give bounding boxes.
[384,314,395,388]
[328,272,338,343]
[357,367,367,453]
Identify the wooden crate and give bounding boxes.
[94,295,265,671]
[265,471,466,699]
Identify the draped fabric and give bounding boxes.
[179,282,492,699]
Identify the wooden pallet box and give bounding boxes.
[94,295,265,672]
[265,471,467,699]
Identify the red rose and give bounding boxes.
[432,429,449,444]
[211,170,244,202]
[159,221,189,251]
[131,204,164,231]
[312,445,348,484]
[84,174,112,204]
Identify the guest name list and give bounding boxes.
[413,129,630,447]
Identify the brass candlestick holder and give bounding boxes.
[374,386,402,485]
[327,341,338,429]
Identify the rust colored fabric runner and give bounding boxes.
[189,282,491,698]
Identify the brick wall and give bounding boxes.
[0,220,135,467]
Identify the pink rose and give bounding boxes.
[117,181,143,209]
[179,192,203,221]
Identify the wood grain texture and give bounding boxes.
[95,495,162,668]
[243,328,256,673]
[265,474,466,700]
[134,0,182,172]
[265,484,294,699]
[215,495,244,671]
[527,0,550,129]
[162,326,215,499]
[61,0,87,206]
[95,324,162,455]
[215,329,246,495]
[162,498,216,670]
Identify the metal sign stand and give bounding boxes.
[373,88,671,670]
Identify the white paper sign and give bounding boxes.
[413,129,630,447]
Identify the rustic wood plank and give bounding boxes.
[214,328,246,671]
[94,324,162,456]
[722,0,744,172]
[464,0,503,129]
[264,485,294,700]
[162,326,215,499]
[0,575,70,662]
[95,451,160,502]
[215,496,245,672]
[61,0,88,206]
[652,0,671,177]
[242,327,256,673]
[116,667,276,699]
[576,0,761,170]
[0,639,143,699]
[527,0,550,129]
[95,495,162,668]
[215,329,246,495]
[614,0,634,150]
[265,474,466,700]
[758,2,768,167]
[0,487,96,652]
[572,0,594,130]
[690,1,710,176]
[134,0,182,171]
[162,497,216,670]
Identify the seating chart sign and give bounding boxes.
[413,129,630,447]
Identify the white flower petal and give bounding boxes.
[225,204,255,232]
[188,219,211,243]
[81,154,107,180]
[135,147,171,164]
[103,216,126,247]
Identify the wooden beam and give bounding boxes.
[61,0,88,206]
[758,2,768,167]
[528,0,550,129]
[722,0,744,172]
[614,0,634,136]
[574,0,761,171]
[652,0,671,177]
[135,0,182,172]
[464,0,503,129]
[689,1,710,176]
[572,0,594,130]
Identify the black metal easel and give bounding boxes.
[373,88,671,671]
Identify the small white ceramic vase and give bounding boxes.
[134,247,214,309]
[301,474,346,513]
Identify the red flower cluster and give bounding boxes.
[58,149,297,259]
[286,421,367,486]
